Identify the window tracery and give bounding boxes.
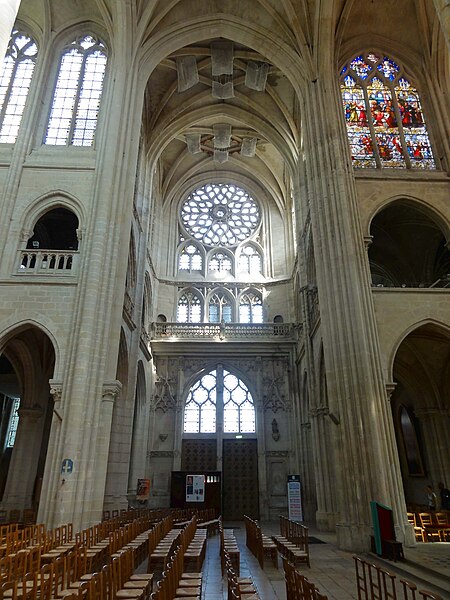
[0,29,38,143]
[208,290,233,323]
[208,250,233,274]
[180,183,260,246]
[340,52,434,169]
[183,368,255,434]
[177,290,202,323]
[179,243,203,272]
[238,244,262,275]
[45,35,107,146]
[239,291,263,323]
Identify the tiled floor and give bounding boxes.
[200,522,450,600]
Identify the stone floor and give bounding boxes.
[199,522,450,600]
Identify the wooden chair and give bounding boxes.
[418,513,440,542]
[407,513,424,543]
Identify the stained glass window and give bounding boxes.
[183,368,256,434]
[177,291,202,322]
[179,244,202,272]
[6,397,20,448]
[208,250,232,274]
[209,291,233,322]
[340,52,434,169]
[0,30,38,143]
[239,291,263,323]
[45,35,107,146]
[180,183,260,246]
[238,244,262,275]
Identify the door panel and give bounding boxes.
[222,438,259,520]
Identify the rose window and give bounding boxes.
[180,183,260,247]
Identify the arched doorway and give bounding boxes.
[181,365,259,519]
[390,323,450,508]
[0,326,55,513]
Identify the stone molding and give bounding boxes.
[102,380,122,404]
[148,451,174,458]
[385,382,397,401]
[265,450,289,457]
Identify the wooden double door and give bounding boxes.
[180,438,259,520]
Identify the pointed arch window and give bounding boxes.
[183,367,256,434]
[239,291,263,323]
[179,243,203,272]
[340,52,434,169]
[239,244,262,275]
[45,35,107,146]
[0,29,38,143]
[208,250,232,275]
[209,291,233,322]
[177,290,202,323]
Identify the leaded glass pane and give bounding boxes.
[179,244,202,271]
[183,370,217,433]
[239,292,263,323]
[177,292,202,323]
[46,35,107,146]
[340,52,435,170]
[209,251,232,273]
[223,370,255,433]
[341,76,376,167]
[6,397,20,447]
[181,183,260,247]
[0,30,38,143]
[238,245,262,274]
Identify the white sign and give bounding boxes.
[287,475,303,521]
[186,474,205,502]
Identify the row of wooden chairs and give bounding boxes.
[150,544,203,600]
[407,512,450,542]
[272,535,310,569]
[279,516,310,554]
[219,519,240,576]
[224,548,259,600]
[244,516,278,570]
[0,525,48,556]
[354,555,443,600]
[283,557,328,600]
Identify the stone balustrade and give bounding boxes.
[18,250,78,274]
[152,321,296,340]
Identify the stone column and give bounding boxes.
[301,74,413,550]
[2,404,43,509]
[433,0,450,51]
[0,0,21,61]
[310,407,338,531]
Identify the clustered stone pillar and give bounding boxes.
[0,0,21,61]
[433,0,450,51]
[300,72,414,550]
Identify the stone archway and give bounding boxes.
[390,323,450,508]
[0,325,55,512]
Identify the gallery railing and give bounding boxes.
[151,322,297,340]
[18,250,79,275]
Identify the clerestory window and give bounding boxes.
[239,291,263,323]
[183,367,256,434]
[340,52,434,169]
[179,243,203,272]
[45,35,107,146]
[0,29,38,143]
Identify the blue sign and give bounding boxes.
[61,458,73,474]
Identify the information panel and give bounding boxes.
[287,475,303,521]
[186,474,205,502]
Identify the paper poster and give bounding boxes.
[287,475,303,521]
[136,478,150,500]
[186,474,205,502]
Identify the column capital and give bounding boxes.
[309,405,329,419]
[385,382,397,401]
[49,380,63,403]
[102,380,122,404]
[364,235,373,250]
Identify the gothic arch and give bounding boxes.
[388,319,450,383]
[367,196,450,242]
[21,191,85,237]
